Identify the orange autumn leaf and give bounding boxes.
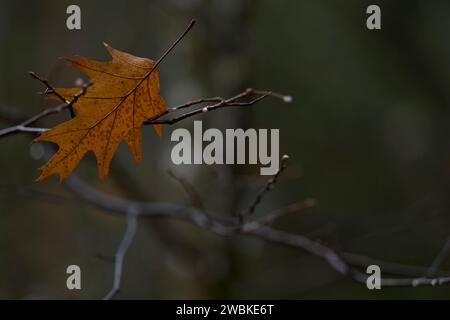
[34,44,166,182]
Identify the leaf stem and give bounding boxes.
[152,19,196,72]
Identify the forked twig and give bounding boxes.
[0,79,92,138]
[29,71,73,116]
[145,88,291,125]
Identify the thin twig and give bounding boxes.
[145,89,291,124]
[241,155,290,221]
[103,211,139,300]
[0,125,47,137]
[144,19,195,83]
[66,79,93,113]
[29,71,74,117]
[145,89,289,125]
[0,79,93,138]
[97,19,196,126]
[0,103,65,138]
[146,97,225,121]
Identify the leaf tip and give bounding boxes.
[154,125,163,138]
[34,171,45,183]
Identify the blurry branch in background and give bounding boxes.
[62,163,450,299]
[103,209,138,300]
[426,237,450,278]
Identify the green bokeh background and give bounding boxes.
[1,0,450,299]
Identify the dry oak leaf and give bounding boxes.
[35,44,166,182]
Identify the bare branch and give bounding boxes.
[0,77,93,138]
[103,211,139,300]
[145,88,290,125]
[146,97,225,121]
[0,125,47,137]
[241,155,290,221]
[0,102,65,138]
[62,172,450,293]
[29,71,71,107]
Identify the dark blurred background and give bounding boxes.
[1,0,450,299]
